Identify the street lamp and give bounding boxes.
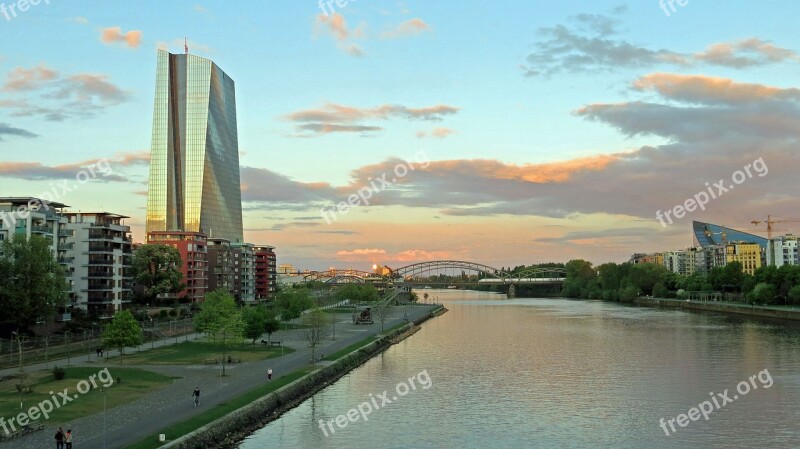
[11,331,23,410]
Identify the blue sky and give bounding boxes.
[2,0,800,269]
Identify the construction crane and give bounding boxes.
[750,215,800,240]
[750,216,800,266]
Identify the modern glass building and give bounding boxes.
[693,221,768,250]
[146,50,244,243]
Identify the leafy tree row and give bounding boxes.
[562,259,800,306]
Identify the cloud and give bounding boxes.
[632,73,800,105]
[295,123,383,136]
[416,127,455,138]
[284,102,459,137]
[73,16,89,25]
[49,73,129,104]
[314,13,366,57]
[0,64,129,121]
[522,13,799,76]
[1,63,58,92]
[0,122,38,140]
[694,39,800,68]
[0,158,128,182]
[380,18,431,39]
[242,74,799,232]
[100,27,143,48]
[336,248,387,255]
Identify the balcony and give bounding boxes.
[31,224,53,234]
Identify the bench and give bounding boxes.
[261,339,282,346]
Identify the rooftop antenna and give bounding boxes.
[184,37,189,54]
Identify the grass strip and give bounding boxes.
[125,367,314,449]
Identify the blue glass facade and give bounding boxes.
[693,221,768,250]
[146,51,243,243]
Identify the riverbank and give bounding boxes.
[635,297,800,321]
[160,305,446,449]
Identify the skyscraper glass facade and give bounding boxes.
[146,50,243,243]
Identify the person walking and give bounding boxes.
[192,387,200,407]
[64,429,73,449]
[267,367,272,381]
[55,427,64,449]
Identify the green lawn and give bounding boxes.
[0,366,173,426]
[323,336,377,361]
[125,367,315,449]
[100,340,293,365]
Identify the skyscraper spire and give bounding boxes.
[184,37,189,54]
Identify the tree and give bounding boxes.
[749,282,776,305]
[131,244,184,302]
[274,288,314,322]
[787,285,800,306]
[0,234,68,333]
[619,286,640,303]
[373,303,393,331]
[302,308,329,363]
[242,306,267,346]
[193,290,244,375]
[102,310,143,363]
[653,282,669,298]
[263,309,281,343]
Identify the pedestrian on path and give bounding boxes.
[55,427,64,449]
[267,368,272,381]
[192,386,200,407]
[65,429,73,449]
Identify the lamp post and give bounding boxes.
[11,331,23,410]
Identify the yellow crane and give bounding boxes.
[749,216,800,265]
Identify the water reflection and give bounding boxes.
[240,290,800,449]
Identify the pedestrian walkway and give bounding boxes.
[1,305,437,449]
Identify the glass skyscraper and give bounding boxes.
[146,50,244,243]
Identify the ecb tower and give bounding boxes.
[145,50,244,242]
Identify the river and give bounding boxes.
[238,290,800,448]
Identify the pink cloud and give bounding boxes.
[100,27,142,48]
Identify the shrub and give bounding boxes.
[53,366,66,380]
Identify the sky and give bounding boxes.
[1,0,799,271]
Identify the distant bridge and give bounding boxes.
[296,261,566,286]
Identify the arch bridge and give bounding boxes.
[391,260,566,285]
[297,261,566,286]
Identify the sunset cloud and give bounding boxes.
[381,18,431,39]
[0,64,129,121]
[314,13,366,57]
[284,102,459,136]
[416,127,455,138]
[522,13,799,76]
[100,27,143,48]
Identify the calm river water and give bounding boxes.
[239,290,800,448]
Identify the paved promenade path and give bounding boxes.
[0,305,438,449]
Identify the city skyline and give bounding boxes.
[1,1,799,270]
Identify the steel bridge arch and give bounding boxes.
[391,261,566,283]
[392,260,510,280]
